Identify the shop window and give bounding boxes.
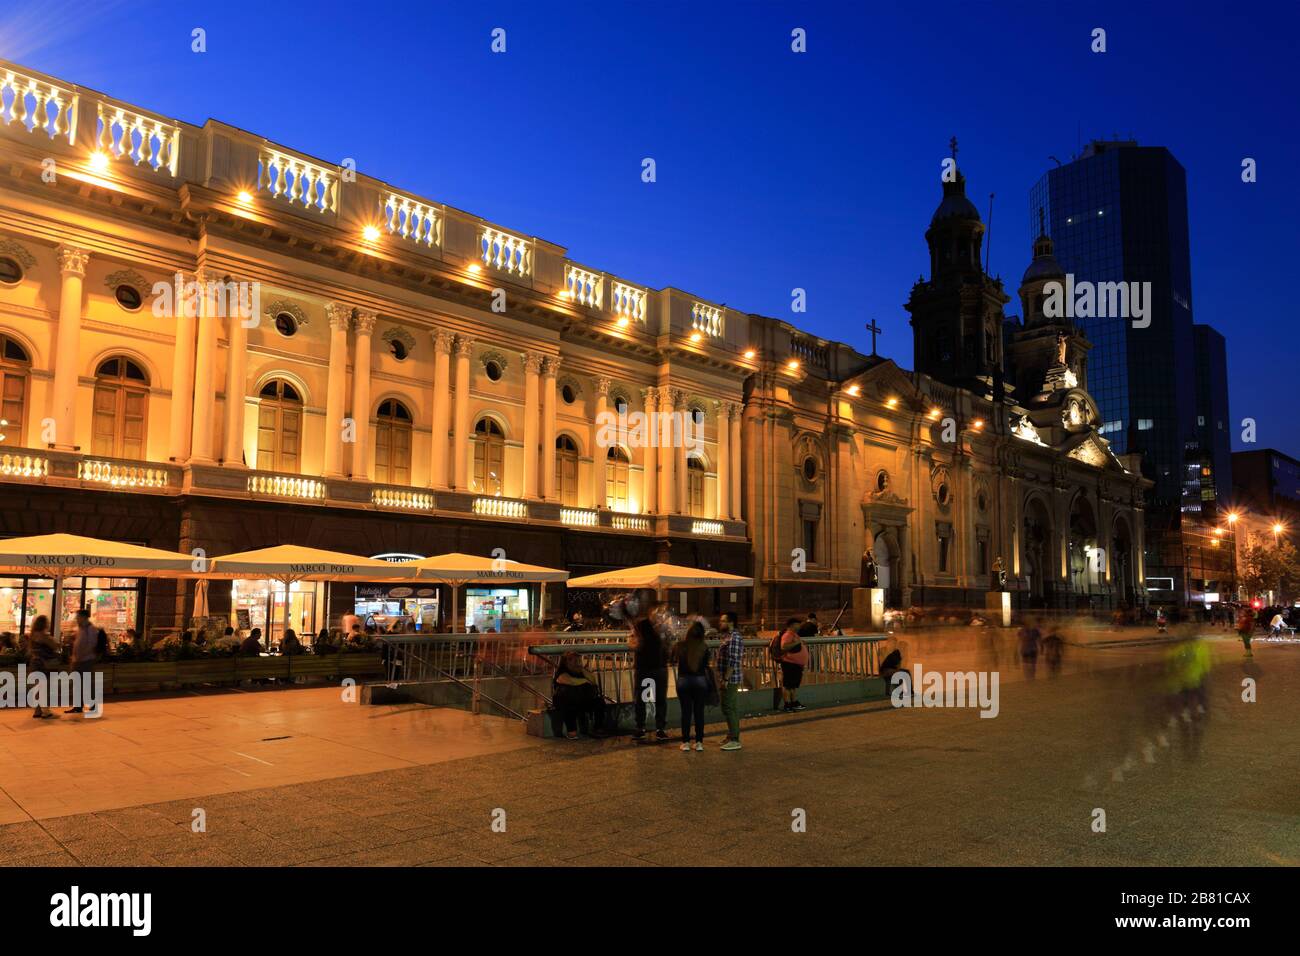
[374,399,413,485]
[92,356,149,460]
[256,379,302,473]
[605,446,630,511]
[555,435,579,505]
[473,418,505,495]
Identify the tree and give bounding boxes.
[1239,539,1300,603]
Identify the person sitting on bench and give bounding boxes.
[552,651,606,739]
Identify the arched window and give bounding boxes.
[256,379,302,473]
[555,435,579,506]
[374,399,412,485]
[473,418,505,496]
[92,356,149,459]
[0,334,30,447]
[605,446,630,512]
[687,457,706,517]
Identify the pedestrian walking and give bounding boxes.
[777,617,808,711]
[628,596,669,741]
[26,615,59,719]
[717,612,744,751]
[673,621,711,751]
[1017,618,1041,680]
[64,609,96,714]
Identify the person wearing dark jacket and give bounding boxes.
[240,627,264,656]
[552,651,605,739]
[673,621,711,751]
[629,600,669,741]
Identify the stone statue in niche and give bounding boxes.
[861,549,879,588]
[993,556,1008,591]
[1056,331,1068,365]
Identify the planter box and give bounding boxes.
[234,657,291,681]
[337,653,385,680]
[176,659,238,687]
[111,662,177,692]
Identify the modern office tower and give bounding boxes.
[1190,324,1232,520]
[1031,140,1205,603]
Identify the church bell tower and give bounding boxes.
[904,139,1010,395]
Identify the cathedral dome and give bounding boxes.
[929,176,981,227]
[1021,248,1065,284]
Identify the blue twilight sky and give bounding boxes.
[3,0,1297,453]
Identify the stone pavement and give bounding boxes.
[0,637,1296,866]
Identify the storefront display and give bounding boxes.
[354,584,440,633]
[230,579,322,643]
[466,587,530,632]
[0,575,142,639]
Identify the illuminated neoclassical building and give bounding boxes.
[0,59,1148,638]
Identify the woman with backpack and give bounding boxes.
[673,621,712,751]
[772,617,808,712]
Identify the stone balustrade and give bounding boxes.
[257,147,337,214]
[247,472,326,501]
[0,66,77,143]
[480,227,531,277]
[78,458,174,490]
[96,101,180,176]
[564,264,602,307]
[384,191,442,248]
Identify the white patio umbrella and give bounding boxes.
[0,533,201,638]
[206,545,414,640]
[566,562,753,591]
[400,552,569,632]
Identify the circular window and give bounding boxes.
[485,360,503,382]
[274,312,299,337]
[561,383,576,404]
[801,456,818,482]
[389,339,408,361]
[937,482,951,506]
[0,257,22,286]
[114,284,143,311]
[614,396,629,415]
[876,469,890,493]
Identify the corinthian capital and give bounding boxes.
[432,329,456,354]
[353,309,378,335]
[523,351,545,375]
[596,376,612,397]
[325,301,353,332]
[57,245,90,277]
[542,355,562,377]
[454,334,476,356]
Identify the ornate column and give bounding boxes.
[49,246,89,451]
[429,329,454,489]
[322,303,352,478]
[715,401,730,520]
[729,402,742,521]
[541,356,560,500]
[641,387,657,514]
[592,377,609,507]
[452,335,474,490]
[676,393,689,516]
[349,309,376,480]
[522,351,543,499]
[190,270,219,463]
[221,297,251,467]
[657,386,675,514]
[167,271,196,462]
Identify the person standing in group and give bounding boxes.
[777,617,809,712]
[627,595,669,742]
[717,612,745,751]
[26,615,59,719]
[64,608,97,714]
[673,621,711,751]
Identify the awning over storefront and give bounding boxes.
[566,563,753,591]
[399,553,569,632]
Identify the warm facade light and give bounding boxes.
[690,332,702,343]
[786,359,800,371]
[927,408,941,419]
[1212,527,1223,537]
[1227,511,1239,524]
[467,262,482,274]
[88,150,110,172]
[972,419,984,429]
[616,316,630,329]
[236,190,253,203]
[846,385,860,397]
[744,349,756,360]
[886,397,898,408]
[1273,523,1285,535]
[362,225,381,242]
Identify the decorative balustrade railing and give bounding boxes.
[563,264,602,307]
[0,67,77,143]
[791,338,828,369]
[0,451,47,478]
[690,301,723,337]
[609,513,651,532]
[560,507,599,527]
[371,487,434,511]
[96,102,180,176]
[480,227,531,277]
[384,192,442,248]
[473,496,527,518]
[247,472,326,500]
[610,281,647,324]
[258,148,337,214]
[78,459,173,489]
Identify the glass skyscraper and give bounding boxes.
[1030,141,1218,602]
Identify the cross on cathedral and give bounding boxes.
[865,318,883,356]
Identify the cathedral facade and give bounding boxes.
[0,59,1147,638]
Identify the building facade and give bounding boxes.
[0,60,1148,638]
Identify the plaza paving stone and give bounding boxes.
[0,633,1296,866]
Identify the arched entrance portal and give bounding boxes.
[862,527,902,606]
[1068,495,1101,602]
[1023,496,1054,607]
[1112,515,1136,606]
